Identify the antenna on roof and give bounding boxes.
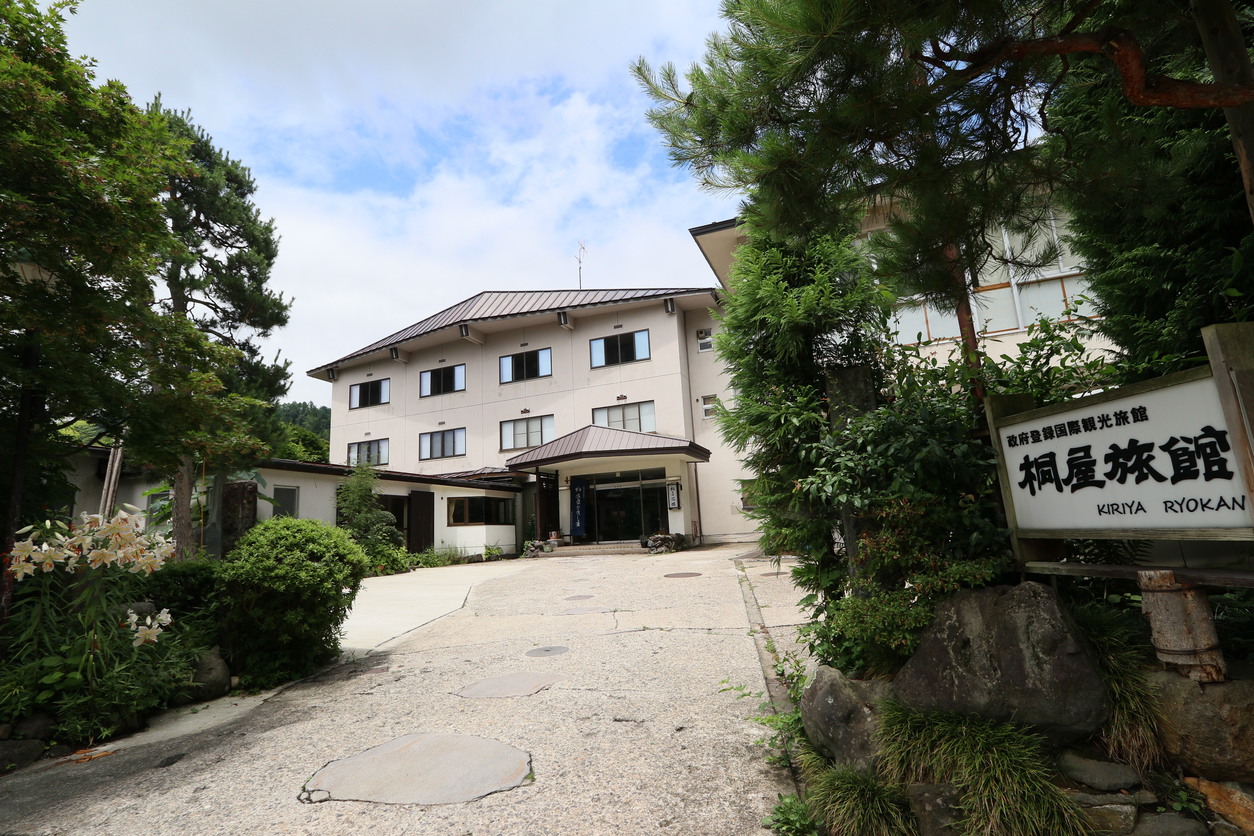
[576,241,586,289]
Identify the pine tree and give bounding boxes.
[145,104,289,559]
[1047,1,1254,369]
[633,0,1254,318]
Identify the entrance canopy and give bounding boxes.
[504,425,710,471]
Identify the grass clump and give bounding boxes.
[792,740,917,835]
[1069,601,1164,773]
[877,700,1090,836]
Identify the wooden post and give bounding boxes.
[1138,569,1227,683]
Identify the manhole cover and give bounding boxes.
[565,595,593,600]
[525,646,569,657]
[664,572,701,578]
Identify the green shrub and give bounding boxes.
[217,517,369,687]
[368,546,419,576]
[336,464,403,562]
[414,546,465,568]
[763,793,823,836]
[136,557,222,645]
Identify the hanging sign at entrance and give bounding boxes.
[666,482,681,510]
[570,478,587,536]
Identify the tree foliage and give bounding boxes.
[1047,1,1254,370]
[634,0,1254,313]
[0,1,195,555]
[715,229,892,563]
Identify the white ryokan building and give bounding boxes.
[308,288,756,549]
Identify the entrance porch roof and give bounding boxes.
[504,425,711,470]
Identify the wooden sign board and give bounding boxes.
[989,324,1254,544]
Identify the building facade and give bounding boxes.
[309,289,756,545]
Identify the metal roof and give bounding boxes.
[258,459,523,492]
[310,288,718,374]
[504,425,711,470]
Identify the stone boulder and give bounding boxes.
[1057,750,1141,792]
[1150,671,1254,783]
[893,583,1108,743]
[191,646,232,701]
[799,665,892,773]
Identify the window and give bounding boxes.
[500,415,555,450]
[499,348,552,383]
[696,328,714,352]
[590,330,650,368]
[420,364,465,397]
[701,395,718,419]
[348,439,389,465]
[593,400,656,432]
[448,496,516,526]
[349,378,390,409]
[272,486,299,517]
[420,428,466,460]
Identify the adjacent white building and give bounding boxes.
[309,288,756,547]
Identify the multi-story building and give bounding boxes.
[308,288,756,548]
[690,211,1107,358]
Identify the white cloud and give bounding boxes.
[60,0,740,404]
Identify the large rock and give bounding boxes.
[893,583,1108,742]
[800,665,892,774]
[1150,671,1254,783]
[192,646,232,701]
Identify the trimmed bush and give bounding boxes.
[216,518,369,687]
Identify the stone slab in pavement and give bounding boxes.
[0,545,800,836]
[303,732,532,805]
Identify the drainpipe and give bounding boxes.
[689,461,703,545]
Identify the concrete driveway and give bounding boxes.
[0,545,807,836]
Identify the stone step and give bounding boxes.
[543,543,648,557]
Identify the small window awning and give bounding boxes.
[504,425,711,470]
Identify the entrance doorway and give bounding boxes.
[579,468,668,543]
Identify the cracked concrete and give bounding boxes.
[0,545,807,835]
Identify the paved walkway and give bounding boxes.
[0,545,808,836]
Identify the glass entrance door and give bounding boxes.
[586,471,669,542]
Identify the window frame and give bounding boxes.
[272,486,299,518]
[419,428,467,461]
[590,329,651,369]
[447,496,516,526]
[419,364,466,398]
[347,438,389,466]
[349,378,390,409]
[500,414,556,451]
[592,400,656,433]
[696,328,714,352]
[701,395,718,419]
[498,348,552,384]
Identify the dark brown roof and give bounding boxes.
[258,459,522,492]
[310,288,718,374]
[504,425,711,469]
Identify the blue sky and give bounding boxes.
[61,0,739,403]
